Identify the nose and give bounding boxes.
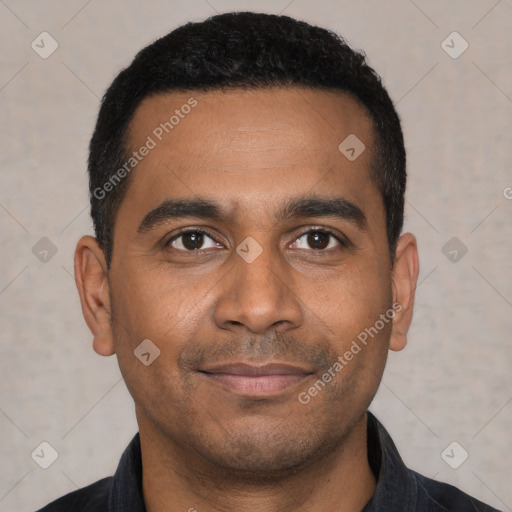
[213,241,304,334]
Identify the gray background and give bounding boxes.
[1,1,511,511]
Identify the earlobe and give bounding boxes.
[389,233,420,352]
[74,236,115,356]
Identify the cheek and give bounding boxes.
[110,263,211,389]
[317,266,392,404]
[112,262,194,335]
[309,259,392,346]
[110,275,197,417]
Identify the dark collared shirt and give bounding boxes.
[37,412,501,511]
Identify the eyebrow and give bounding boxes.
[137,195,367,234]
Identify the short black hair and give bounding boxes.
[88,11,406,268]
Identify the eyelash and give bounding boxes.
[165,227,350,252]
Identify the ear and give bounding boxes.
[389,232,419,352]
[74,235,115,356]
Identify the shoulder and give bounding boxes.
[35,477,112,512]
[412,470,501,512]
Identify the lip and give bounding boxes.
[198,362,314,396]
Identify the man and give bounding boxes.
[37,11,500,512]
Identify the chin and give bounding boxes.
[192,421,330,480]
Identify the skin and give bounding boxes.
[74,87,419,512]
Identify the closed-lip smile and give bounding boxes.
[198,362,314,396]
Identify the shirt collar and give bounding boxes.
[107,412,416,512]
[362,411,418,511]
[109,433,146,511]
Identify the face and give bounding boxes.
[76,87,417,477]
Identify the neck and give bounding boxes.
[139,413,376,512]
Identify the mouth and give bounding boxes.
[198,362,314,396]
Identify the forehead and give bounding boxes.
[128,87,373,158]
[119,87,380,227]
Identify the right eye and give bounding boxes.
[166,230,222,251]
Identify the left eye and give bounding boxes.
[168,231,220,251]
[291,230,343,250]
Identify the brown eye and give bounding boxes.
[292,230,344,251]
[168,231,220,251]
[182,232,204,250]
[306,231,330,249]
